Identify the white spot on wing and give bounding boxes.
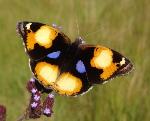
[120,57,126,66]
[26,23,32,30]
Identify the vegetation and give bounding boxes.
[0,0,149,120]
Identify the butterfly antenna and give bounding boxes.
[75,16,80,37]
[75,16,86,44]
[83,27,103,39]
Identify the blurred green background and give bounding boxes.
[0,0,149,121]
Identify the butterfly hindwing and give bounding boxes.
[17,21,71,60]
[29,43,93,96]
[30,60,92,96]
[53,59,92,96]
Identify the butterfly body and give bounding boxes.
[17,22,133,96]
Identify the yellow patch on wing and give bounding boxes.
[26,25,58,50]
[91,46,113,69]
[100,63,118,80]
[90,46,119,80]
[35,62,59,86]
[54,73,82,95]
[26,31,36,50]
[35,25,58,48]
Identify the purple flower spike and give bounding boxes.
[43,107,52,117]
[52,23,62,30]
[26,78,36,93]
[28,94,42,119]
[30,78,35,82]
[31,102,38,108]
[48,94,54,99]
[24,78,55,119]
[0,105,6,121]
[43,93,55,117]
[52,23,57,28]
[31,88,37,94]
[43,108,51,115]
[34,94,40,101]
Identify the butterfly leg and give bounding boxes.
[74,37,86,45]
[33,78,53,93]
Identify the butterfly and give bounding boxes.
[16,21,133,96]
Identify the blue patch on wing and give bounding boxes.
[76,60,86,73]
[47,51,61,59]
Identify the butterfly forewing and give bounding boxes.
[17,22,71,60]
[78,44,133,84]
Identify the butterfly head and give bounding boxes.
[72,37,85,47]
